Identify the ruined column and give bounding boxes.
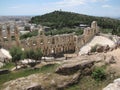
[0,24,3,42]
[6,24,11,42]
[14,24,20,46]
[38,25,45,36]
[91,21,99,34]
[91,21,97,29]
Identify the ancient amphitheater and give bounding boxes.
[0,21,99,56]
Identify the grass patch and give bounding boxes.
[0,64,59,86]
[65,75,117,90]
[0,62,14,70]
[101,29,113,34]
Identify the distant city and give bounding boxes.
[0,16,32,23]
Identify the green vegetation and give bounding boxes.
[92,67,106,81]
[66,75,115,90]
[0,62,14,70]
[101,28,113,34]
[45,27,83,36]
[0,64,59,86]
[10,47,23,68]
[90,44,101,52]
[20,30,38,39]
[112,25,120,36]
[20,27,83,39]
[24,48,43,61]
[90,45,97,53]
[10,47,43,68]
[30,11,120,36]
[23,11,120,38]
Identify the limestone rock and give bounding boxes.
[103,78,120,90]
[27,84,43,90]
[104,45,110,52]
[105,55,116,64]
[55,60,95,75]
[57,73,81,89]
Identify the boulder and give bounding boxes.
[92,54,116,66]
[57,73,81,90]
[104,45,110,52]
[55,60,95,75]
[103,78,120,90]
[105,55,116,64]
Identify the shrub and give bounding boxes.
[10,47,24,68]
[92,67,106,81]
[90,44,101,53]
[20,30,38,39]
[90,45,97,52]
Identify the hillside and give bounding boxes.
[30,11,120,36]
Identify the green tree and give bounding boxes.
[10,47,24,69]
[24,49,34,59]
[25,48,43,62]
[24,26,30,31]
[34,48,43,62]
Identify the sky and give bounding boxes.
[0,0,120,17]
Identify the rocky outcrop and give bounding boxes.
[103,78,120,90]
[96,45,104,52]
[94,45,110,53]
[27,84,43,90]
[90,53,117,67]
[3,72,82,90]
[56,54,117,75]
[2,53,117,90]
[57,73,81,90]
[55,60,95,75]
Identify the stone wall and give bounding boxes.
[0,21,99,56]
[75,21,99,53]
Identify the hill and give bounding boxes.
[30,11,120,29]
[30,11,120,35]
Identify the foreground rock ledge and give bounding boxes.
[2,53,117,90]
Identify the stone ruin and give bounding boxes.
[0,21,99,56]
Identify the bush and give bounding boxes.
[10,47,24,68]
[92,67,106,81]
[90,44,102,53]
[24,48,43,62]
[90,45,98,52]
[20,30,38,39]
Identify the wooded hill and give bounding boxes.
[31,11,120,29]
[30,11,120,36]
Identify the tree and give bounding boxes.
[24,49,34,60]
[34,48,43,62]
[24,26,30,31]
[10,47,23,69]
[25,48,43,63]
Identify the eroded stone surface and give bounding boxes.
[2,53,117,90]
[103,78,120,90]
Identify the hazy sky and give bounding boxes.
[0,0,120,17]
